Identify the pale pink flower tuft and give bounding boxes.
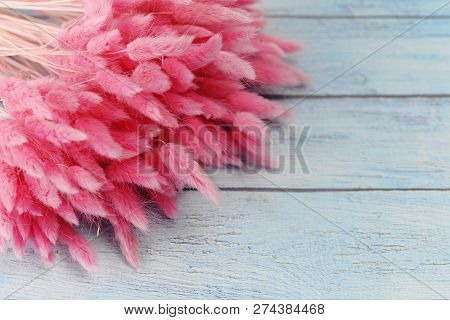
[0,0,305,269]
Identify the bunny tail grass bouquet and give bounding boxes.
[0,0,306,269]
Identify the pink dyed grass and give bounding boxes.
[0,0,306,270]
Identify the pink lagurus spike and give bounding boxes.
[107,210,140,268]
[161,58,195,92]
[105,184,149,232]
[58,220,98,271]
[132,62,172,94]
[11,226,26,259]
[0,0,305,269]
[158,144,219,204]
[151,189,179,220]
[0,161,17,213]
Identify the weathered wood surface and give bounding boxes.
[1,191,449,299]
[263,18,450,96]
[1,0,450,300]
[259,0,450,17]
[211,98,450,189]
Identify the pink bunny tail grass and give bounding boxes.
[0,0,306,269]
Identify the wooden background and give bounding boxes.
[1,0,450,299]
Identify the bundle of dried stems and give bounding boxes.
[0,0,83,77]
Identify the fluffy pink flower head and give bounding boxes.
[0,0,305,269]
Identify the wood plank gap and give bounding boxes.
[185,188,450,193]
[266,15,450,19]
[263,94,450,100]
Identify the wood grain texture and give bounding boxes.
[1,1,450,300]
[258,0,450,17]
[211,98,450,189]
[262,18,450,96]
[1,191,449,299]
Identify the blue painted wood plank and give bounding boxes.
[1,0,448,301]
[262,18,450,96]
[0,191,449,299]
[258,0,450,16]
[211,98,450,189]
